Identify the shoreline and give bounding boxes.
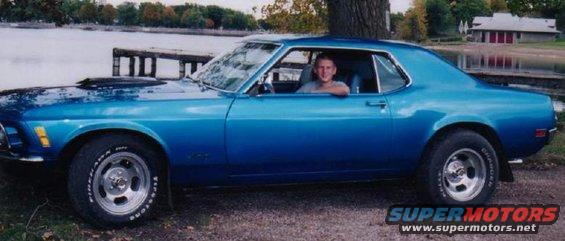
[427,43,565,60]
[0,22,260,37]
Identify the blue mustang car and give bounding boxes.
[0,35,557,227]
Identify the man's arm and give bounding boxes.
[314,86,349,96]
[314,82,350,96]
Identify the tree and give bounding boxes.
[99,4,116,25]
[161,6,178,27]
[425,0,454,36]
[61,0,82,23]
[205,5,224,28]
[205,18,215,28]
[117,2,137,26]
[78,1,97,23]
[181,9,205,28]
[261,0,327,34]
[326,0,391,39]
[507,0,563,18]
[452,0,491,25]
[223,11,257,30]
[141,3,161,26]
[390,12,404,34]
[487,0,508,12]
[399,0,427,42]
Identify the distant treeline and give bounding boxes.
[0,0,260,30]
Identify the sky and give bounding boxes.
[106,0,412,17]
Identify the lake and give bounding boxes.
[0,28,240,90]
[0,27,562,110]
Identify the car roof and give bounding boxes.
[241,34,423,51]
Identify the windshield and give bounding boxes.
[192,42,279,92]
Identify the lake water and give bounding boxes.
[0,28,240,90]
[0,28,563,110]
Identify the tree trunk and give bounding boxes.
[325,0,391,39]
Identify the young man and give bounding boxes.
[296,54,350,96]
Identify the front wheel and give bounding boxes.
[68,134,162,228]
[417,129,499,205]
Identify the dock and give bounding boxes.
[112,47,214,78]
[112,47,564,89]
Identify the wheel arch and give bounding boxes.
[55,128,170,179]
[423,121,513,182]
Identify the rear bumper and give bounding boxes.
[547,127,558,144]
[0,151,43,163]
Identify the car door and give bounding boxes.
[225,93,392,181]
[224,48,397,182]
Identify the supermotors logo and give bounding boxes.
[386,205,560,235]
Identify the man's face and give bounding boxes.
[314,59,337,83]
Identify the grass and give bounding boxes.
[524,112,565,166]
[517,38,565,50]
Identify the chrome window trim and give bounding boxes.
[194,42,283,94]
[0,123,10,151]
[239,45,413,95]
[372,55,382,93]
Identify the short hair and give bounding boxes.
[314,53,336,67]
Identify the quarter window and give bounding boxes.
[373,54,408,93]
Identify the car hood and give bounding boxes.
[0,78,223,118]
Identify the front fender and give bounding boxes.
[24,120,171,164]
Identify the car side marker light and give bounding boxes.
[34,126,51,147]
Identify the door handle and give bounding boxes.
[366,100,387,108]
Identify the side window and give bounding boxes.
[373,54,408,92]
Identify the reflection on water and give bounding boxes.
[437,50,565,75]
[436,50,565,112]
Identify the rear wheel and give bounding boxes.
[68,134,162,228]
[417,129,498,205]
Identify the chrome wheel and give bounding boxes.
[92,152,150,215]
[441,148,486,202]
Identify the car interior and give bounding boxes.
[249,49,388,95]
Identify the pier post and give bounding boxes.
[190,62,198,74]
[139,57,146,76]
[112,57,120,76]
[128,57,136,77]
[179,61,186,79]
[150,58,157,77]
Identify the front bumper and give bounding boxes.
[0,151,43,163]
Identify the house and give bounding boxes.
[469,13,560,44]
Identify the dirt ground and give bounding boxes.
[1,164,563,241]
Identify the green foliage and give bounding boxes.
[78,1,96,23]
[99,4,116,25]
[116,2,137,26]
[507,0,561,17]
[0,0,66,25]
[399,0,427,42]
[161,6,178,27]
[223,11,257,30]
[261,0,327,34]
[61,0,82,23]
[390,12,404,33]
[140,2,162,27]
[558,5,565,31]
[425,0,454,36]
[181,9,205,29]
[205,5,224,29]
[0,0,258,30]
[487,0,508,12]
[452,0,492,25]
